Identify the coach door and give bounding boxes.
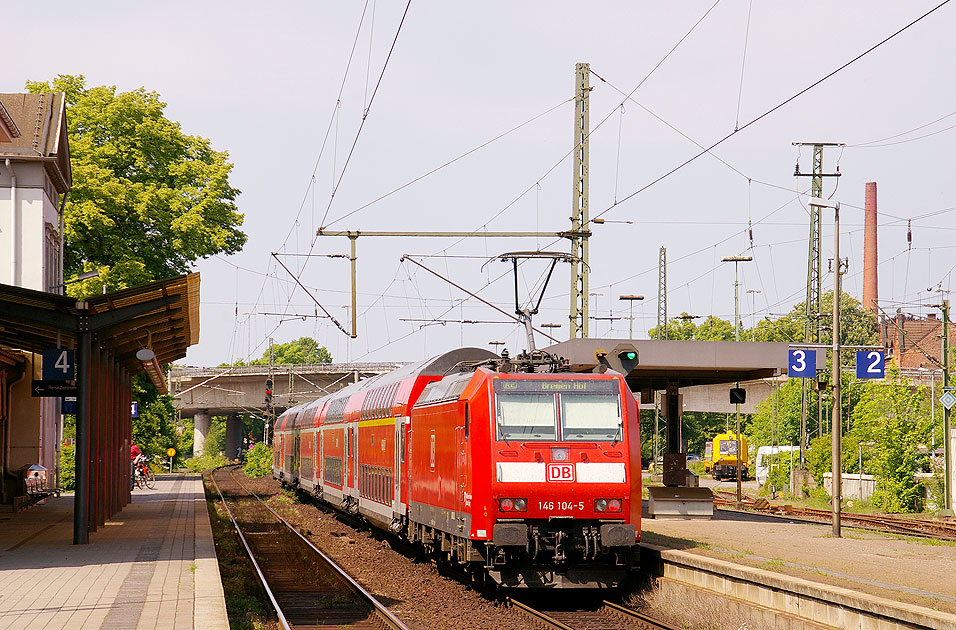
[454,404,468,534]
[348,425,358,496]
[394,417,406,513]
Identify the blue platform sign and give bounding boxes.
[61,396,77,415]
[788,349,816,378]
[42,349,75,381]
[856,350,885,379]
[131,402,139,418]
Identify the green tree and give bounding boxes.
[25,75,246,292]
[649,314,735,341]
[849,368,929,512]
[748,291,878,346]
[747,379,804,449]
[228,337,333,366]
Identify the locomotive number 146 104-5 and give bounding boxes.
[538,501,585,511]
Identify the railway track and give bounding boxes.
[713,490,956,540]
[508,597,682,630]
[209,466,407,630]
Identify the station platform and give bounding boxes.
[641,499,956,627]
[0,474,228,630]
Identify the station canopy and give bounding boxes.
[0,273,199,387]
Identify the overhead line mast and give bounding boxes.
[793,142,843,466]
[569,62,591,339]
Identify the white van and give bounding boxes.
[755,445,800,485]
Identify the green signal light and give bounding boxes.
[621,351,637,360]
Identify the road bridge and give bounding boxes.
[170,362,404,456]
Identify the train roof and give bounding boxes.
[276,347,498,428]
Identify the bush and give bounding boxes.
[243,443,273,478]
[60,444,76,491]
[184,452,231,472]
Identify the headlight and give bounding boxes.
[498,498,527,512]
[594,498,622,513]
[551,447,570,461]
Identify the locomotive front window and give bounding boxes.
[719,440,738,455]
[560,394,621,441]
[496,393,556,441]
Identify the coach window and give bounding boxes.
[560,393,622,441]
[495,393,556,441]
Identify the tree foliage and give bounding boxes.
[25,75,246,294]
[228,337,333,366]
[849,368,929,512]
[649,314,735,341]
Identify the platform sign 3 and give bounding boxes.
[42,348,75,381]
[855,350,885,379]
[788,349,816,378]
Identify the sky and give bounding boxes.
[6,1,956,367]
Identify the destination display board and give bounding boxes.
[493,378,619,394]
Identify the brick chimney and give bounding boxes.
[863,182,878,314]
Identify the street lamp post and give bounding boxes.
[619,295,645,339]
[721,255,753,508]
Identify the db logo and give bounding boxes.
[547,463,575,482]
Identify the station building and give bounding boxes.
[0,91,72,506]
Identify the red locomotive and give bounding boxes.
[273,347,641,588]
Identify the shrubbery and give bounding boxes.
[243,443,273,478]
[60,445,76,491]
[184,452,231,472]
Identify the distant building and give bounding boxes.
[882,311,954,370]
[0,91,72,505]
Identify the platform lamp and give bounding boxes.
[619,295,644,339]
[721,255,752,509]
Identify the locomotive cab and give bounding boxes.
[479,371,640,587]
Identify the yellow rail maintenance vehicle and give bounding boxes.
[705,432,749,481]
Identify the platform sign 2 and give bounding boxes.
[788,349,816,378]
[855,350,885,379]
[42,348,75,381]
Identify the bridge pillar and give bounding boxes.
[193,409,211,456]
[225,415,242,460]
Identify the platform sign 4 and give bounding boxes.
[42,348,75,381]
[788,349,816,378]
[855,350,885,379]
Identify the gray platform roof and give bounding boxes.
[545,338,811,390]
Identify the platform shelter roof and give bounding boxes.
[544,338,801,391]
[0,273,199,382]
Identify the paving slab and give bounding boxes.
[0,475,228,630]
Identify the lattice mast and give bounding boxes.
[657,246,667,339]
[793,142,842,465]
[569,62,591,338]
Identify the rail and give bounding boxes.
[507,596,682,630]
[713,490,956,540]
[209,466,408,630]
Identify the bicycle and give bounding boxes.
[133,456,155,490]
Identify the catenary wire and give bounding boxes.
[591,0,953,223]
